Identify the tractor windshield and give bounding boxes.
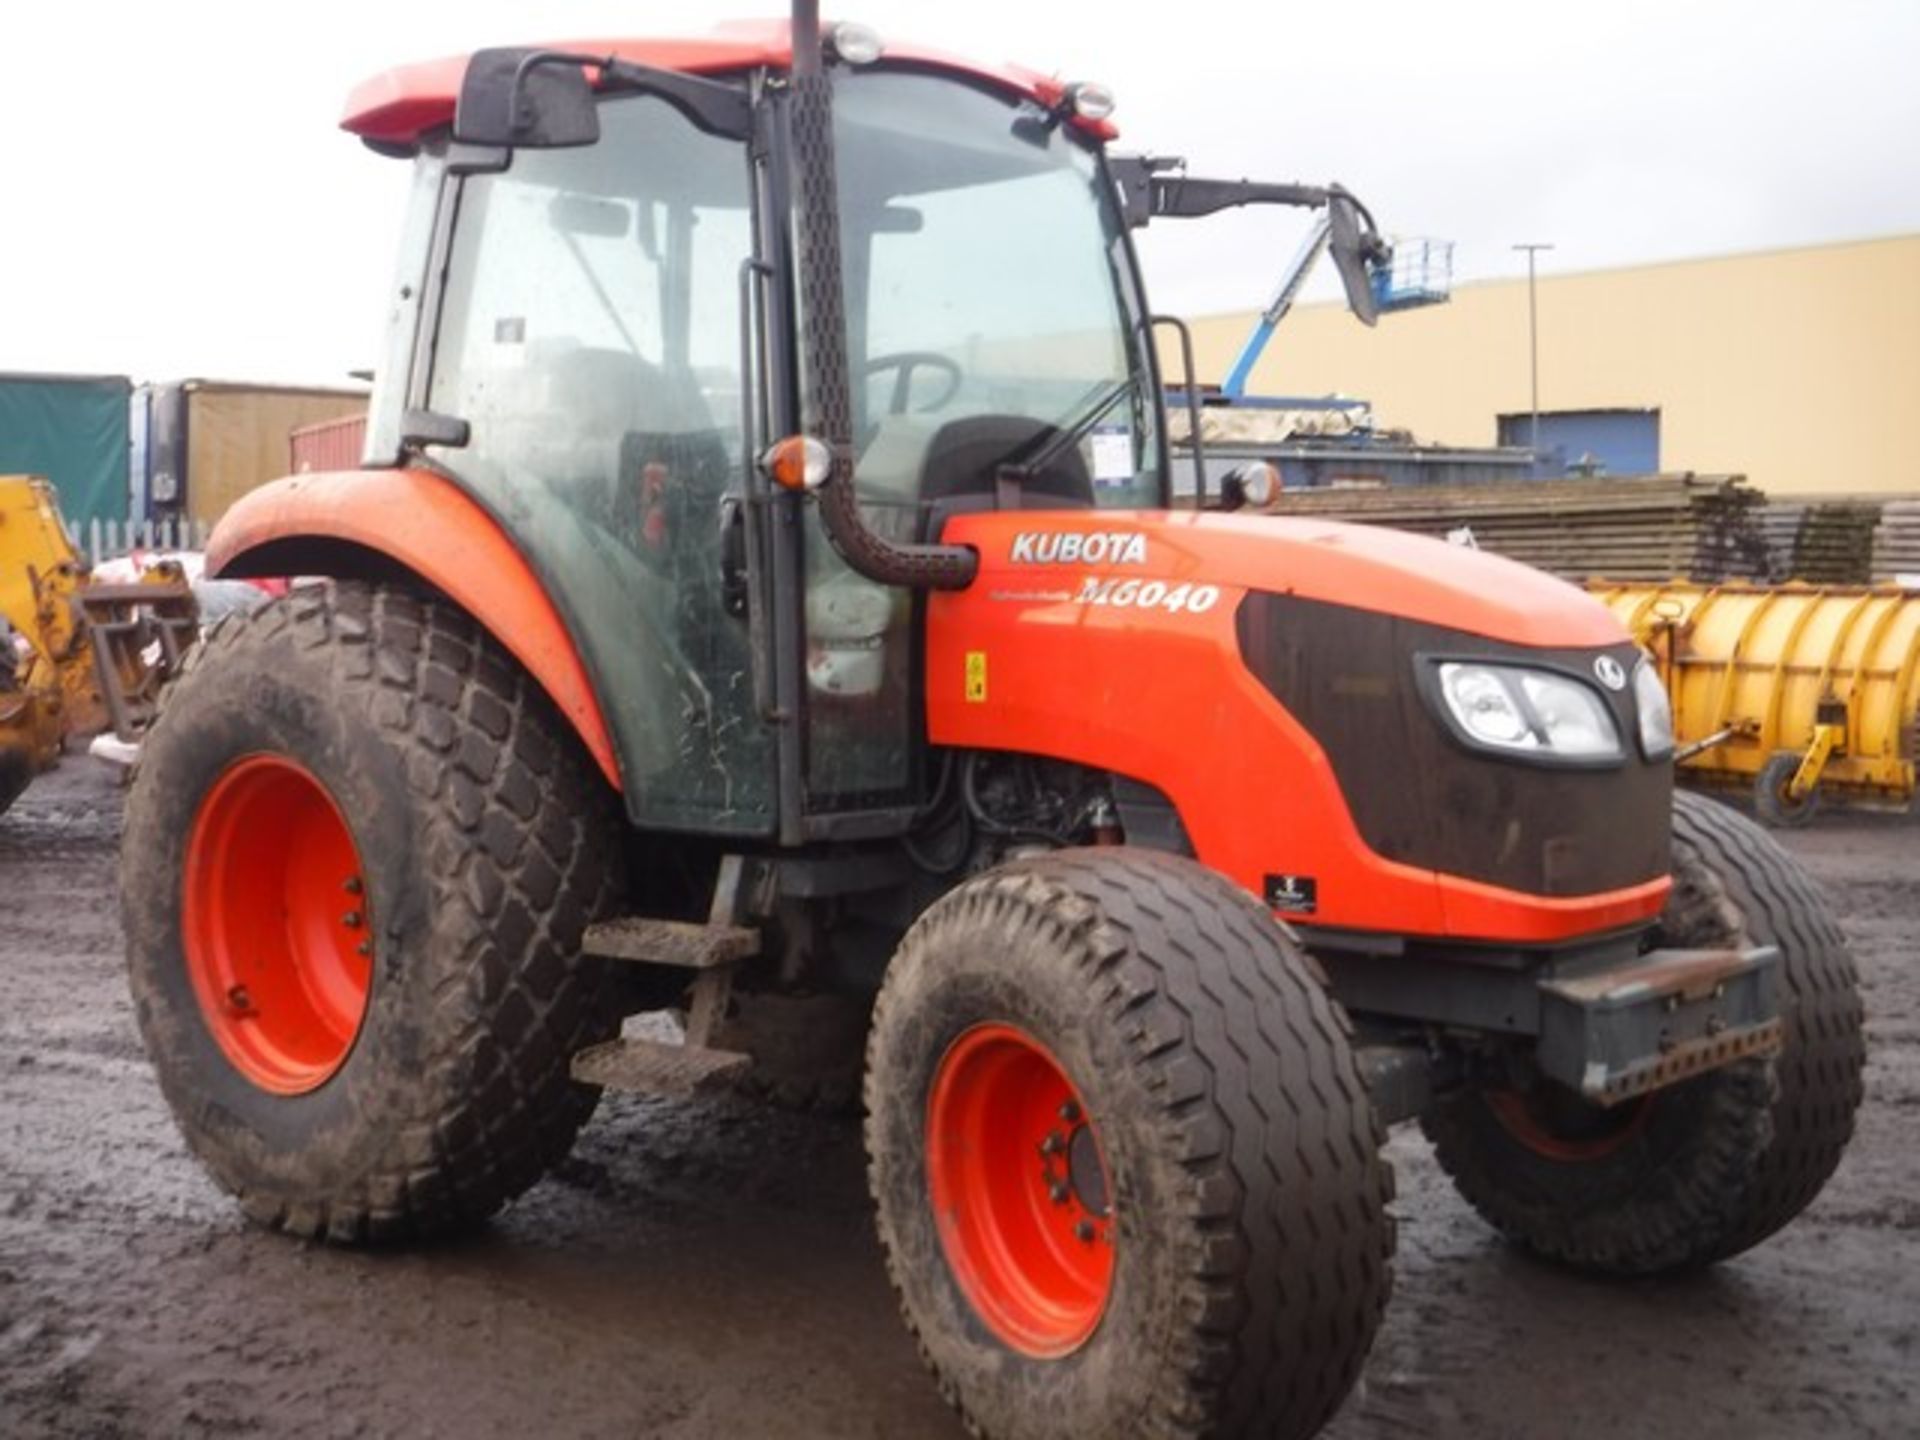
[829,71,1163,514]
[796,71,1161,813]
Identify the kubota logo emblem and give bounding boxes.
[1593,655,1628,691]
[1009,531,1148,566]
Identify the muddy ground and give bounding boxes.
[1,759,1913,1439]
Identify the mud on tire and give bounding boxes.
[864,849,1394,1440]
[122,581,621,1243]
[1422,789,1865,1274]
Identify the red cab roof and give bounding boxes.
[342,20,1113,147]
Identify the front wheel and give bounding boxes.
[864,849,1393,1440]
[1423,789,1865,1274]
[122,582,622,1243]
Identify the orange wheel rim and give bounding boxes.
[1487,1087,1654,1162]
[925,1023,1115,1357]
[182,755,372,1094]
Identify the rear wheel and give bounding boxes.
[122,582,621,1243]
[181,753,373,1093]
[1423,789,1865,1273]
[865,849,1393,1440]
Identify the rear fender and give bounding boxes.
[207,469,621,791]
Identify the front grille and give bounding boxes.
[1236,593,1671,897]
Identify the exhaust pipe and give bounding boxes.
[786,0,978,590]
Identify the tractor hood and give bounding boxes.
[945,508,1626,650]
[925,506,1669,945]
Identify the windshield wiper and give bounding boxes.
[997,375,1137,492]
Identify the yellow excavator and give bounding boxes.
[0,475,198,814]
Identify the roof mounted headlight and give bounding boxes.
[829,22,884,66]
[1064,81,1116,121]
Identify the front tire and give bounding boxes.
[122,582,621,1243]
[1423,789,1865,1274]
[865,850,1393,1440]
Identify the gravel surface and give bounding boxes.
[2,760,1913,1439]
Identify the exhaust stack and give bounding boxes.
[786,0,979,590]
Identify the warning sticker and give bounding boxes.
[1263,874,1318,915]
[964,651,988,703]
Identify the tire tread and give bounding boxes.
[127,581,619,1244]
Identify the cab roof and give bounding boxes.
[342,20,1109,148]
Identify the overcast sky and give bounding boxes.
[2,1,1915,387]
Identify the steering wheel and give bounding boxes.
[862,351,963,415]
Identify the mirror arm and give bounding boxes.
[1148,177,1330,220]
[514,51,753,142]
[1110,159,1332,228]
[595,58,753,142]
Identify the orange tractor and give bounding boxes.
[122,11,1865,1439]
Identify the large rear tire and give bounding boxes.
[865,849,1393,1440]
[1422,789,1865,1274]
[122,582,621,1243]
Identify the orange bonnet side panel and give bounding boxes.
[925,509,1668,944]
[207,469,621,791]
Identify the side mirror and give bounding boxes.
[1328,194,1382,328]
[454,49,601,150]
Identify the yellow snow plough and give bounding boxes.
[0,475,197,813]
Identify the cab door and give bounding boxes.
[420,94,775,835]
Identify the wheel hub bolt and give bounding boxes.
[1074,1220,1096,1243]
[343,876,364,895]
[1059,1100,1081,1124]
[1038,1130,1065,1157]
[357,941,373,958]
[1049,1180,1071,1205]
[226,984,253,1014]
[341,911,363,929]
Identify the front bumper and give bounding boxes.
[1323,936,1782,1109]
[1537,944,1781,1104]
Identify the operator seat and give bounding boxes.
[534,344,730,553]
[916,414,1096,515]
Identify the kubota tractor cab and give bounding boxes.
[122,10,1865,1439]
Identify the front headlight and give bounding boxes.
[1632,656,1676,761]
[1431,661,1625,764]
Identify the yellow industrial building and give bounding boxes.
[1183,233,1919,496]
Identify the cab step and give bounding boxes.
[571,1036,752,1097]
[582,916,760,969]
[573,857,761,1097]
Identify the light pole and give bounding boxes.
[1513,242,1554,476]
